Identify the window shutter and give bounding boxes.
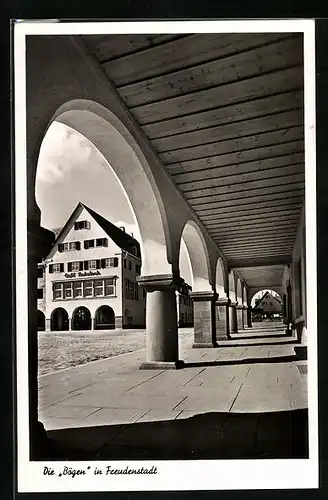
[76,241,81,250]
[101,259,106,269]
[60,263,64,273]
[84,241,88,249]
[114,257,118,267]
[49,264,53,274]
[103,238,108,247]
[79,261,84,271]
[58,244,63,252]
[96,259,101,269]
[68,262,72,272]
[84,260,89,270]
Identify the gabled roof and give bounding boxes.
[50,202,141,257]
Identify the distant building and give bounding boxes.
[37,202,146,331]
[252,291,282,319]
[176,283,194,327]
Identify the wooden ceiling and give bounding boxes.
[82,32,304,285]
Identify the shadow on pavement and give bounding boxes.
[230,334,288,340]
[34,408,308,461]
[217,340,297,348]
[184,354,299,368]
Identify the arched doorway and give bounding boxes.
[251,289,283,323]
[72,306,91,330]
[37,310,45,331]
[94,305,115,330]
[51,308,69,331]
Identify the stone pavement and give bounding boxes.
[38,323,308,460]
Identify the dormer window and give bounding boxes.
[74,220,91,230]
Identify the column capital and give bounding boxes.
[216,297,230,306]
[229,300,238,307]
[189,290,218,302]
[137,274,184,292]
[236,304,244,310]
[242,304,248,310]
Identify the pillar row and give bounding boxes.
[137,274,184,369]
[190,290,218,348]
[229,301,238,334]
[215,297,230,340]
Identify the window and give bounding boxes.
[58,242,80,252]
[123,259,127,269]
[84,239,95,249]
[124,279,138,300]
[105,278,115,296]
[53,278,116,300]
[37,288,43,299]
[128,260,132,271]
[68,261,83,272]
[49,263,64,274]
[102,257,118,268]
[135,264,141,275]
[63,282,73,299]
[96,238,108,247]
[83,280,93,297]
[53,283,63,299]
[37,266,43,278]
[89,260,97,270]
[74,220,91,230]
[94,279,104,297]
[73,281,82,298]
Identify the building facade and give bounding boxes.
[252,291,283,320]
[176,283,194,327]
[37,203,146,331]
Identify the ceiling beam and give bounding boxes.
[229,256,291,268]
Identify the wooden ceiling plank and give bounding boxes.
[161,126,304,164]
[143,91,304,139]
[184,172,304,199]
[152,109,303,153]
[131,66,303,124]
[169,143,304,179]
[176,155,304,186]
[102,32,296,86]
[200,205,302,221]
[118,37,302,107]
[81,34,187,62]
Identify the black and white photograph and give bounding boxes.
[14,19,318,491]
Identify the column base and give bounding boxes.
[192,342,218,348]
[139,360,185,370]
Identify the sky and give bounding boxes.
[35,121,192,284]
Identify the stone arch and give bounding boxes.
[249,287,283,304]
[228,271,236,302]
[35,99,172,276]
[215,257,226,297]
[72,306,92,331]
[94,305,115,330]
[179,220,212,292]
[37,310,45,331]
[51,308,69,331]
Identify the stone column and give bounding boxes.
[45,319,51,332]
[190,291,218,348]
[236,304,244,330]
[247,306,253,328]
[68,318,72,331]
[137,274,184,369]
[229,301,238,334]
[242,305,248,329]
[215,297,230,340]
[27,219,56,458]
